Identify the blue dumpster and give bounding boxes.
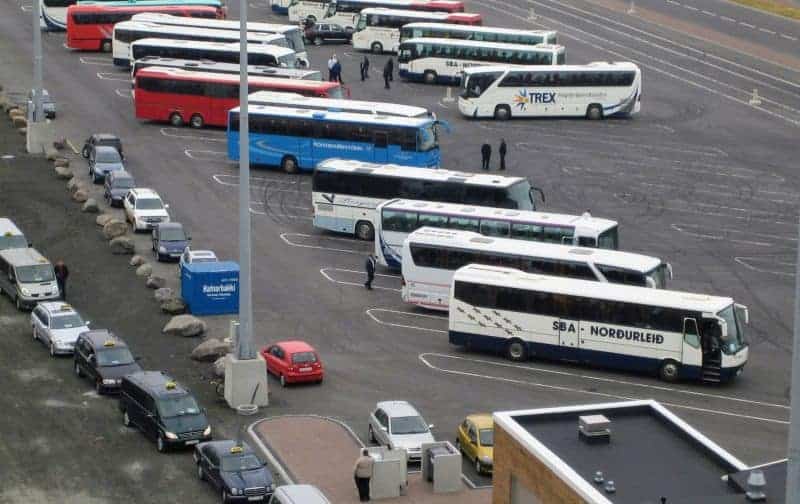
[181,261,240,315]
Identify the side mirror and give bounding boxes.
[28,241,33,247]
[85,320,91,326]
[667,263,674,280]
[735,303,750,325]
[164,204,170,209]
[134,356,142,362]
[428,424,435,430]
[187,236,192,241]
[380,426,388,432]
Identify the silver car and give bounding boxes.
[31,302,91,357]
[368,401,435,461]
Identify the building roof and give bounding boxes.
[494,400,749,504]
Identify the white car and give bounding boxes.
[123,188,170,232]
[31,302,91,357]
[368,401,435,462]
[179,247,218,272]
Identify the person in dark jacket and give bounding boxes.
[481,143,491,171]
[360,55,370,81]
[364,254,376,290]
[333,60,343,84]
[353,448,374,501]
[54,260,69,300]
[499,138,507,170]
[383,58,394,89]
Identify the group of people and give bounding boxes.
[331,53,396,89]
[327,54,344,83]
[481,139,508,171]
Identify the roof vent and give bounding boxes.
[579,414,610,443]
[745,469,766,501]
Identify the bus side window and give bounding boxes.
[374,131,388,148]
[683,318,700,348]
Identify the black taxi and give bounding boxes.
[194,440,275,502]
[73,330,141,394]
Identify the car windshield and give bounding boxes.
[221,453,264,472]
[286,30,306,53]
[97,347,135,366]
[278,53,296,68]
[158,394,200,418]
[136,198,163,210]
[16,264,55,283]
[479,429,493,447]
[390,415,429,435]
[0,234,28,250]
[160,228,186,241]
[96,150,121,163]
[51,313,85,329]
[418,124,438,152]
[291,351,317,364]
[114,178,135,189]
[717,305,745,354]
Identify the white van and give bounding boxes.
[0,218,30,251]
[269,485,331,504]
[0,248,60,310]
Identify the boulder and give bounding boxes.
[135,263,152,277]
[72,189,88,203]
[18,128,26,136]
[45,147,59,161]
[109,236,135,255]
[8,107,22,118]
[129,255,146,267]
[53,158,70,168]
[213,356,226,378]
[160,297,186,315]
[154,287,174,303]
[82,198,99,213]
[102,219,127,239]
[12,116,27,129]
[54,165,73,180]
[96,214,114,227]
[67,177,81,193]
[190,338,231,362]
[163,314,206,338]
[145,275,166,289]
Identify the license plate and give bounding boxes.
[299,367,312,372]
[248,497,264,501]
[185,440,199,446]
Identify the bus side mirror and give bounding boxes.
[529,187,545,208]
[666,263,674,280]
[735,304,749,325]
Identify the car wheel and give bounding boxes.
[423,70,437,85]
[371,42,383,54]
[15,296,22,311]
[221,490,229,504]
[157,435,166,453]
[659,360,680,382]
[586,104,603,120]
[82,146,90,158]
[455,438,461,453]
[190,114,204,129]
[95,379,103,394]
[169,112,184,127]
[493,105,511,121]
[74,361,83,377]
[314,36,323,46]
[281,156,299,174]
[32,326,38,341]
[355,221,374,241]
[197,463,205,481]
[506,339,527,362]
[475,458,482,475]
[306,15,316,24]
[101,40,112,53]
[280,374,286,387]
[49,342,56,357]
[368,424,376,443]
[122,410,132,427]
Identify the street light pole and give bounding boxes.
[32,0,43,121]
[786,215,800,503]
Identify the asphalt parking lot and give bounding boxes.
[1,0,799,499]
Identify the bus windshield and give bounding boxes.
[506,180,534,211]
[355,14,367,30]
[418,124,438,152]
[717,305,745,354]
[461,72,502,98]
[645,264,668,289]
[598,227,618,250]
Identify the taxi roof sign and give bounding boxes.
[229,445,243,454]
[58,304,73,311]
[103,340,116,347]
[165,381,177,390]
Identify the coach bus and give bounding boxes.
[459,62,642,120]
[128,38,296,68]
[227,106,441,173]
[401,228,671,310]
[353,9,481,53]
[134,68,344,127]
[131,57,322,80]
[398,39,564,84]
[399,23,557,45]
[130,13,309,66]
[66,4,219,50]
[286,0,464,27]
[45,0,224,31]
[312,159,542,240]
[248,91,432,118]
[375,199,618,268]
[449,264,749,383]
[112,21,288,66]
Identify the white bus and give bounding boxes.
[130,13,310,67]
[400,22,557,45]
[113,21,289,66]
[287,0,465,28]
[312,159,543,240]
[401,227,671,310]
[352,9,482,54]
[459,62,641,120]
[449,264,749,383]
[249,91,433,118]
[131,57,322,80]
[375,199,618,268]
[398,38,564,84]
[128,38,297,68]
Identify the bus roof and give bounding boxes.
[231,104,435,127]
[379,199,617,232]
[346,0,464,6]
[402,22,555,36]
[133,57,320,78]
[136,68,338,90]
[316,159,527,187]
[359,7,480,21]
[131,38,296,58]
[114,21,287,44]
[453,264,734,313]
[409,227,661,272]
[78,0,222,6]
[462,61,640,74]
[131,12,301,33]
[401,37,563,52]
[247,91,431,117]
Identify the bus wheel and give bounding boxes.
[586,104,603,120]
[355,221,374,241]
[101,40,112,53]
[189,114,204,129]
[371,42,383,54]
[306,15,317,24]
[493,105,511,121]
[423,71,438,85]
[659,360,680,382]
[506,339,527,362]
[169,112,184,127]
[281,156,299,174]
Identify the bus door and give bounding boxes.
[557,318,580,361]
[681,318,702,377]
[373,130,389,163]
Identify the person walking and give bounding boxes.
[360,55,370,81]
[498,138,507,170]
[327,54,337,81]
[353,448,374,502]
[383,58,394,89]
[54,260,69,300]
[333,59,343,84]
[364,254,376,290]
[480,143,491,171]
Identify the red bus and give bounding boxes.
[66,4,222,51]
[133,67,347,128]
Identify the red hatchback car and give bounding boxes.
[260,341,324,386]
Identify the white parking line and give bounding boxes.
[184,149,231,161]
[21,5,32,11]
[160,127,225,142]
[280,232,362,254]
[80,56,114,66]
[780,33,798,41]
[96,72,131,82]
[366,308,448,334]
[419,354,789,425]
[734,257,795,277]
[701,9,715,16]
[720,15,736,22]
[759,28,776,34]
[683,5,698,10]
[671,223,797,243]
[114,88,132,99]
[212,173,310,187]
[739,22,756,28]
[320,268,401,292]
[519,134,726,158]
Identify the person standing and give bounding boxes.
[480,143,491,171]
[383,58,394,89]
[333,59,343,84]
[327,54,337,81]
[364,254,376,290]
[353,448,374,502]
[498,138,507,170]
[54,260,69,300]
[360,55,370,81]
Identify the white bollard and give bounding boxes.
[528,7,537,20]
[627,0,636,13]
[443,87,455,103]
[749,88,762,106]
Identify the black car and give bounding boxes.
[195,440,275,503]
[304,23,352,45]
[82,133,124,159]
[74,330,142,394]
[104,170,136,207]
[119,371,211,452]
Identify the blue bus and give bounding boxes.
[227,104,441,173]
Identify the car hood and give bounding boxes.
[163,413,209,434]
[21,281,58,295]
[160,240,188,252]
[135,209,169,218]
[221,468,273,490]
[99,361,142,380]
[51,326,90,344]
[96,162,123,171]
[110,188,132,197]
[477,446,493,461]
[391,432,436,451]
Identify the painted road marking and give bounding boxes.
[684,5,698,10]
[740,22,756,28]
[759,28,776,34]
[250,201,312,212]
[734,256,795,277]
[519,133,726,157]
[160,127,225,142]
[670,223,796,247]
[212,173,311,187]
[184,149,232,161]
[96,72,131,82]
[320,267,401,292]
[721,15,736,22]
[781,34,798,41]
[701,9,715,16]
[366,308,448,334]
[419,354,788,425]
[114,88,132,99]
[280,232,363,254]
[80,56,114,66]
